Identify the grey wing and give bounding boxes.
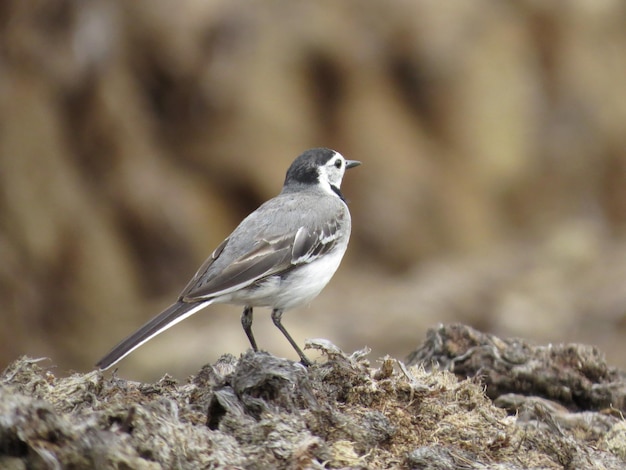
[181,219,341,302]
[291,219,340,264]
[179,236,229,298]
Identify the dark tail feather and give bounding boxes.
[95,300,211,370]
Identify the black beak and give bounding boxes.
[345,160,361,169]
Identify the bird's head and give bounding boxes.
[284,148,360,199]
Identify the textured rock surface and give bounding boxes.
[2,328,626,469]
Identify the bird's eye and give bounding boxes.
[334,159,342,168]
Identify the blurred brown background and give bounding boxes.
[1,0,626,381]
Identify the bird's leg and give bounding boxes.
[271,309,312,366]
[241,306,258,351]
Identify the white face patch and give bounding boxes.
[317,151,346,198]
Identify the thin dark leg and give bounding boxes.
[271,309,312,366]
[241,306,258,351]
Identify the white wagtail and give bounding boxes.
[96,148,360,369]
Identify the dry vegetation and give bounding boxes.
[1,325,625,469]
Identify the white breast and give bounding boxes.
[225,243,348,310]
[273,247,346,309]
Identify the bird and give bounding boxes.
[96,148,360,370]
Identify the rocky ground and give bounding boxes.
[1,324,625,469]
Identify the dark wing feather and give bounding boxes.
[182,234,294,301]
[291,220,339,264]
[181,220,341,302]
[179,237,229,298]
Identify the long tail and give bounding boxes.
[96,300,213,370]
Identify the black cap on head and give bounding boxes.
[284,148,337,186]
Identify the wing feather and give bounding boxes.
[181,219,341,302]
[291,220,339,264]
[182,235,292,301]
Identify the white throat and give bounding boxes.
[317,152,345,198]
[317,175,341,198]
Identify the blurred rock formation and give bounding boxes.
[1,0,626,378]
